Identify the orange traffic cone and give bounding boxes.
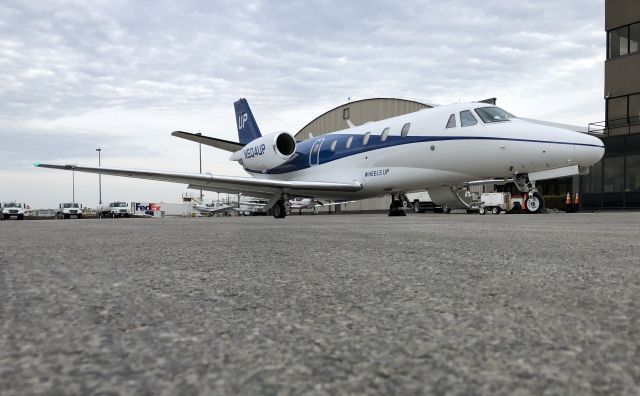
[574,193,580,212]
[566,192,575,213]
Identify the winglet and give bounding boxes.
[34,162,40,167]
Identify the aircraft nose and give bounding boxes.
[575,134,605,167]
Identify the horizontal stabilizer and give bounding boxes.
[171,131,244,152]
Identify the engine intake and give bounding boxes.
[230,132,297,171]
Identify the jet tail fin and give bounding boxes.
[234,98,262,144]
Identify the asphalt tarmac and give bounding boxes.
[1,213,639,395]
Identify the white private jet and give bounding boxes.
[193,202,233,215]
[239,196,353,215]
[36,98,604,218]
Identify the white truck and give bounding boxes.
[96,201,131,218]
[57,203,83,219]
[406,191,438,213]
[1,202,26,220]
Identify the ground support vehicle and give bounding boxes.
[1,202,26,220]
[57,203,83,219]
[96,202,131,218]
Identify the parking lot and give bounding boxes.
[1,213,639,395]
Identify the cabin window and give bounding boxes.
[381,127,390,142]
[330,140,337,151]
[446,114,456,128]
[474,107,514,123]
[346,136,353,149]
[460,111,478,127]
[363,132,371,145]
[401,123,411,137]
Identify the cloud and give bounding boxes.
[0,0,605,207]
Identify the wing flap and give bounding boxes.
[35,163,363,195]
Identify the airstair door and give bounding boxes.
[309,138,324,166]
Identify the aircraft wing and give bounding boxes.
[34,163,363,197]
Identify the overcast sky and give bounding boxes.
[0,0,604,208]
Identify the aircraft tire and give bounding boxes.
[526,192,545,214]
[272,200,286,219]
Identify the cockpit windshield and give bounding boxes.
[474,107,515,123]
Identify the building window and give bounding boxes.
[626,155,640,192]
[363,132,371,145]
[632,24,640,53]
[446,114,456,128]
[630,94,640,126]
[401,123,411,137]
[603,157,624,192]
[607,96,628,132]
[584,161,602,193]
[346,136,353,149]
[608,23,640,59]
[609,26,629,58]
[460,110,478,127]
[343,108,350,120]
[380,127,389,142]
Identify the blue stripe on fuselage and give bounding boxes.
[244,134,603,175]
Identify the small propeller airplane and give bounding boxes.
[36,98,604,218]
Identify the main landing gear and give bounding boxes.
[388,193,408,216]
[272,199,288,219]
[514,174,545,214]
[271,195,291,219]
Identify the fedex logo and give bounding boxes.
[135,203,161,211]
[238,113,248,129]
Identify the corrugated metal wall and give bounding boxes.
[296,98,431,140]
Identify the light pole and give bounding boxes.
[96,148,102,204]
[72,167,75,202]
[196,132,202,201]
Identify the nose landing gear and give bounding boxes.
[514,174,545,214]
[524,192,545,214]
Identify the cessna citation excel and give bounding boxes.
[36,99,604,218]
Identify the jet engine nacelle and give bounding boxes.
[230,132,297,171]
